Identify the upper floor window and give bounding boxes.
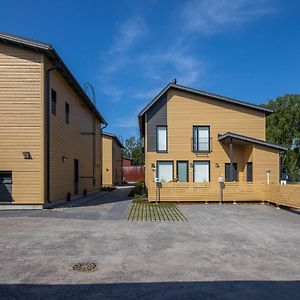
[51,89,57,115]
[156,126,167,152]
[65,102,70,124]
[193,126,210,152]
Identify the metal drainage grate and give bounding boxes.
[72,262,97,272]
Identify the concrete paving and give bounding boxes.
[0,187,300,299]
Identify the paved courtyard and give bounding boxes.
[0,187,300,299]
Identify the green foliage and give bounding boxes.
[122,136,144,165]
[261,94,300,182]
[128,180,146,197]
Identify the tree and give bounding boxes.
[261,94,300,182]
[122,136,144,165]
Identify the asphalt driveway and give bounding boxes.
[0,187,300,300]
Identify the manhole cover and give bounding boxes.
[72,262,97,272]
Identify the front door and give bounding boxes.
[0,171,13,202]
[74,159,79,195]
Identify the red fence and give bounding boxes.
[123,166,145,183]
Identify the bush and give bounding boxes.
[128,180,146,197]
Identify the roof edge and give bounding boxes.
[0,32,107,125]
[218,132,287,151]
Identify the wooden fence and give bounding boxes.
[148,182,300,209]
[123,166,145,183]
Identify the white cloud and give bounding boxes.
[182,0,276,34]
[139,45,204,86]
[101,17,145,73]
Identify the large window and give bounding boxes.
[157,161,173,182]
[194,161,210,182]
[51,89,57,115]
[193,126,210,152]
[177,161,189,182]
[65,102,70,124]
[156,126,167,152]
[225,163,238,182]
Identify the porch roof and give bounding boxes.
[218,132,287,151]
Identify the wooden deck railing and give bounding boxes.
[148,182,300,209]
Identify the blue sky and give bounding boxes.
[1,0,300,140]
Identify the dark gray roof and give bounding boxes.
[0,32,107,124]
[102,132,124,149]
[138,83,274,136]
[218,132,287,151]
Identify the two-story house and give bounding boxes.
[139,83,286,202]
[0,32,107,208]
[102,132,124,186]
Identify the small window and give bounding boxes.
[51,89,57,115]
[247,162,253,182]
[177,161,189,182]
[194,161,210,182]
[157,161,173,182]
[193,126,210,152]
[225,163,238,182]
[156,126,167,152]
[65,102,70,124]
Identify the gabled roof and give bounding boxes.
[102,132,124,149]
[138,83,274,136]
[218,132,287,151]
[0,32,107,125]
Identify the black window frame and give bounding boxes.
[193,125,210,153]
[193,160,210,183]
[246,162,253,182]
[65,102,70,124]
[156,125,168,153]
[51,89,57,116]
[156,160,174,182]
[176,160,189,182]
[225,162,238,182]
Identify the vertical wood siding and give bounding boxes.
[0,45,44,203]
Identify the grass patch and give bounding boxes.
[127,201,187,222]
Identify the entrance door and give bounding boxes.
[74,159,79,195]
[0,171,13,202]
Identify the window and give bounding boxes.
[194,161,210,182]
[193,126,210,152]
[156,126,167,152]
[225,163,238,182]
[177,161,189,182]
[65,102,70,124]
[51,89,57,115]
[157,161,173,182]
[247,162,253,182]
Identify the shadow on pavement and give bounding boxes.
[1,281,299,300]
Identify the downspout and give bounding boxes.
[45,65,59,203]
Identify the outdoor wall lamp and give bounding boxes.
[215,163,220,168]
[22,152,32,160]
[151,163,156,172]
[62,156,68,163]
